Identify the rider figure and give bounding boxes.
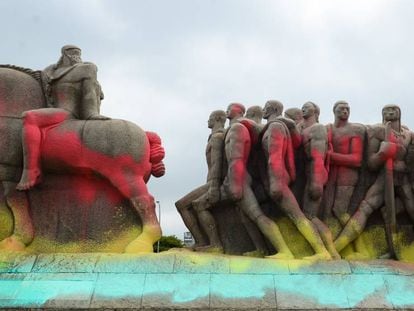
[17,45,109,190]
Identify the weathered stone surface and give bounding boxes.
[349,260,399,274]
[95,253,175,273]
[141,273,210,309]
[32,253,100,273]
[210,274,276,309]
[91,273,145,308]
[0,253,36,273]
[274,274,349,309]
[174,252,230,274]
[343,274,392,309]
[383,275,414,309]
[229,256,289,274]
[288,259,351,275]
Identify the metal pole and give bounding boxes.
[156,200,161,253]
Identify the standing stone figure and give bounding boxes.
[324,101,367,258]
[325,101,365,224]
[220,103,294,259]
[299,101,340,259]
[261,100,332,260]
[17,45,109,190]
[175,110,227,249]
[335,105,414,255]
[284,107,304,125]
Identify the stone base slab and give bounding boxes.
[0,250,414,310]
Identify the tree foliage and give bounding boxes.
[153,235,184,252]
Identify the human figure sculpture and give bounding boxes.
[261,100,332,260]
[239,106,269,256]
[324,101,367,258]
[175,110,227,249]
[246,105,264,125]
[17,45,109,190]
[284,107,304,125]
[334,105,414,256]
[299,101,340,259]
[218,103,294,259]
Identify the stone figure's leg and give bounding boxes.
[334,179,384,252]
[124,180,162,253]
[332,186,355,226]
[277,190,331,260]
[399,183,414,222]
[0,181,33,251]
[238,208,268,257]
[175,184,209,247]
[240,186,294,259]
[193,194,223,253]
[17,108,70,190]
[311,217,341,259]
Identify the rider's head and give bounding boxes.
[56,45,82,68]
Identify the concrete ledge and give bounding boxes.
[0,251,413,310]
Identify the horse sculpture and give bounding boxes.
[0,66,165,253]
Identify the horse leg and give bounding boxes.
[0,181,34,251]
[125,184,161,253]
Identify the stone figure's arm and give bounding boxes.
[330,135,363,168]
[309,125,328,197]
[265,123,290,200]
[277,117,302,148]
[225,123,250,201]
[367,127,397,171]
[79,64,110,120]
[207,133,224,204]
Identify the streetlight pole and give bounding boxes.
[156,200,161,253]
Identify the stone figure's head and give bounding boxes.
[208,110,227,129]
[246,105,263,124]
[382,104,401,132]
[226,103,245,120]
[302,101,320,122]
[263,100,283,120]
[382,104,401,122]
[284,108,303,124]
[56,45,82,68]
[333,100,350,121]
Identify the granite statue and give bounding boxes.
[0,46,165,253]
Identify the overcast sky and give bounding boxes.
[3,0,414,238]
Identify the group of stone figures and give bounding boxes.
[0,46,165,253]
[176,101,414,260]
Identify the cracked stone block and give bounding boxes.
[0,253,37,273]
[288,259,351,275]
[10,279,95,308]
[343,274,393,309]
[349,260,398,274]
[383,274,414,309]
[274,274,349,309]
[142,273,210,309]
[32,253,100,273]
[91,273,145,308]
[95,253,175,273]
[229,256,289,274]
[173,252,230,274]
[210,274,276,309]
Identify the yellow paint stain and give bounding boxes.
[0,205,13,240]
[24,227,141,253]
